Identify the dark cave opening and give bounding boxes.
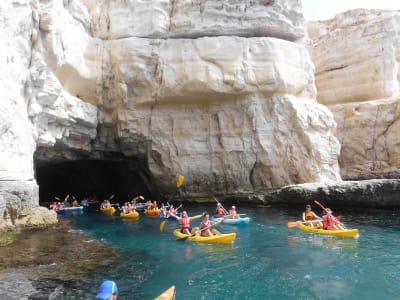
[35,159,160,205]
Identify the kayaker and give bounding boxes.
[322,208,345,230]
[229,206,239,219]
[216,203,225,216]
[199,213,221,237]
[302,205,322,228]
[171,210,203,235]
[96,280,118,299]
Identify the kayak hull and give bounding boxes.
[120,211,139,219]
[173,229,236,243]
[100,207,116,214]
[154,285,176,300]
[56,206,84,214]
[296,221,359,237]
[212,216,250,225]
[145,209,160,216]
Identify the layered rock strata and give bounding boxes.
[309,9,400,180]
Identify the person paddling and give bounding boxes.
[322,208,345,230]
[229,206,239,219]
[216,203,225,216]
[170,210,204,235]
[199,212,221,237]
[302,204,322,228]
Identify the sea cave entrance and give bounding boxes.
[35,158,160,205]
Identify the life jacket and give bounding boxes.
[180,217,190,229]
[305,211,313,220]
[217,207,224,216]
[323,215,334,228]
[201,220,211,230]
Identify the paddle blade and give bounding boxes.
[287,221,298,228]
[177,175,185,188]
[65,194,70,201]
[54,196,60,201]
[109,194,115,199]
[160,220,166,232]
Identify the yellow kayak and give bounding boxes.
[120,211,139,219]
[100,206,116,214]
[144,208,160,216]
[173,229,236,244]
[154,285,176,300]
[296,221,359,238]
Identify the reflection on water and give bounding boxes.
[288,235,359,249]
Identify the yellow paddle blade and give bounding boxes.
[160,220,166,232]
[139,195,144,200]
[109,194,115,199]
[54,196,60,201]
[176,175,185,188]
[287,221,299,228]
[65,194,70,201]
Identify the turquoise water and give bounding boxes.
[58,205,400,299]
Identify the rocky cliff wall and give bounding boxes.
[0,0,343,229]
[308,9,400,180]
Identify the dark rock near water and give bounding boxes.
[195,179,400,208]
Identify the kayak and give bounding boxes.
[212,215,250,225]
[56,206,84,214]
[145,208,160,216]
[135,203,147,211]
[296,221,359,237]
[173,229,236,244]
[120,211,139,219]
[154,285,176,300]
[100,207,116,214]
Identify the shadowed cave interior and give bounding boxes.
[35,159,159,205]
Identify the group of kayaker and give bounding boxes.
[302,204,345,230]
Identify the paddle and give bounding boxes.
[160,176,185,232]
[176,219,222,241]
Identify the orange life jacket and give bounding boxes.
[305,211,314,220]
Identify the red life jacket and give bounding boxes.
[180,217,190,229]
[217,207,224,216]
[201,220,211,230]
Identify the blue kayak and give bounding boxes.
[212,215,250,225]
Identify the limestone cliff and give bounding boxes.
[0,0,342,229]
[308,9,400,180]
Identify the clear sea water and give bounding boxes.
[54,204,400,299]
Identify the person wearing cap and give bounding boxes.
[96,280,118,299]
[322,208,345,230]
[302,204,322,228]
[229,206,239,219]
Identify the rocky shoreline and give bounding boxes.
[0,219,118,299]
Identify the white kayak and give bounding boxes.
[212,215,250,225]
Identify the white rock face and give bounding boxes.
[309,9,400,179]
[87,0,305,41]
[0,0,343,227]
